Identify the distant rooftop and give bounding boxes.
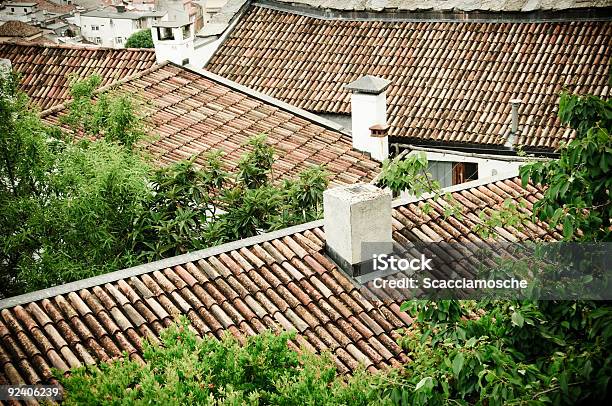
[207,4,612,151]
[0,20,42,37]
[83,7,166,20]
[0,43,157,110]
[270,0,611,12]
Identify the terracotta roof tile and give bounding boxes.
[0,43,156,110]
[207,5,612,150]
[0,176,560,389]
[0,21,43,39]
[39,63,379,187]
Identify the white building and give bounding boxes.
[77,5,166,47]
[151,17,194,65]
[3,2,36,16]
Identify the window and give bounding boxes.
[157,27,174,40]
[116,37,123,44]
[91,25,99,31]
[427,161,478,188]
[451,162,478,185]
[427,161,453,188]
[10,8,15,12]
[24,8,28,12]
[94,37,101,44]
[182,24,191,39]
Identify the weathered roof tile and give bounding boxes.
[207,6,611,150]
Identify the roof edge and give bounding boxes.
[39,62,168,118]
[0,41,157,53]
[254,0,612,22]
[0,219,324,310]
[391,171,521,208]
[180,62,353,136]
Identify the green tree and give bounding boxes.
[62,74,147,150]
[519,91,611,241]
[378,88,611,404]
[60,318,390,405]
[17,139,152,292]
[125,29,154,48]
[0,68,55,295]
[1,72,330,296]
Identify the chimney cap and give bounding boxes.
[369,123,389,138]
[510,98,522,105]
[344,75,391,95]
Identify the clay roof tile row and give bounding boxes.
[207,6,612,150]
[0,175,559,392]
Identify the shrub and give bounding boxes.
[60,318,390,405]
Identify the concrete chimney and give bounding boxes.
[506,98,522,148]
[344,75,391,162]
[323,183,393,276]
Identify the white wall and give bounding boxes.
[4,5,34,16]
[152,24,195,65]
[80,15,155,48]
[417,150,524,180]
[398,150,524,199]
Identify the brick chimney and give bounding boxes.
[344,75,391,162]
[323,183,393,276]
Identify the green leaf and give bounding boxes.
[562,217,574,240]
[452,352,465,377]
[415,376,434,392]
[511,311,524,328]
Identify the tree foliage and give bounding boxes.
[0,72,329,296]
[386,299,611,405]
[376,87,612,405]
[377,152,439,197]
[125,29,154,48]
[520,91,611,241]
[60,318,390,405]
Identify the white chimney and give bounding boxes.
[506,98,522,148]
[323,183,393,276]
[344,75,391,162]
[151,19,194,65]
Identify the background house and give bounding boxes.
[0,19,43,41]
[195,0,611,187]
[76,5,166,47]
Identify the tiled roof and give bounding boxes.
[0,43,157,110]
[34,0,76,14]
[42,62,381,185]
[0,175,559,390]
[206,5,612,150]
[271,0,610,12]
[0,21,42,37]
